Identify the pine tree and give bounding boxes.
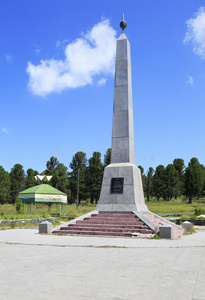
[144,167,154,202]
[153,165,166,201]
[164,164,178,201]
[26,168,39,188]
[69,152,87,203]
[184,157,204,204]
[173,158,185,197]
[45,157,69,195]
[104,148,111,166]
[0,166,11,204]
[10,164,26,204]
[87,152,103,204]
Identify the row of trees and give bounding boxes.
[0,149,204,205]
[0,149,111,205]
[140,158,205,203]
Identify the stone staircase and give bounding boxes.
[53,213,154,237]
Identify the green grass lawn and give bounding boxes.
[147,201,195,215]
[64,204,96,217]
[0,198,205,221]
[0,203,96,220]
[146,198,205,215]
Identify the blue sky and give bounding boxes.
[1,0,205,174]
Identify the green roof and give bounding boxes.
[19,184,67,196]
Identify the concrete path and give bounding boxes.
[0,227,205,300]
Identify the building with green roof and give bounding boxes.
[19,184,67,204]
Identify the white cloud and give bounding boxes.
[35,46,41,54]
[2,128,9,134]
[183,7,205,59]
[27,19,116,97]
[6,55,13,64]
[186,76,194,85]
[97,78,107,86]
[56,38,70,49]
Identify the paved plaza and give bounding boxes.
[0,226,205,300]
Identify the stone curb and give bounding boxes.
[0,217,55,225]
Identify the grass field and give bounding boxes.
[0,197,205,221]
[0,203,96,220]
[147,201,200,215]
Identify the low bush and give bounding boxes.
[195,207,205,216]
[10,222,15,229]
[16,198,23,213]
[80,199,91,206]
[41,211,50,218]
[152,233,160,239]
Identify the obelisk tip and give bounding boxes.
[120,13,127,33]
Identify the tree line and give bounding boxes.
[0,149,204,205]
[140,157,205,204]
[0,149,111,205]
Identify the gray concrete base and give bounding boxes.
[159,224,173,239]
[96,163,148,212]
[39,221,53,234]
[182,221,191,232]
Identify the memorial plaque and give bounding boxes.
[110,177,124,194]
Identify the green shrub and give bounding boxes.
[10,222,15,228]
[16,198,23,213]
[80,199,91,206]
[152,233,160,239]
[41,211,49,218]
[195,207,205,216]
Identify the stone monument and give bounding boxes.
[53,16,184,239]
[96,15,148,212]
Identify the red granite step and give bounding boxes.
[59,226,152,233]
[76,218,143,225]
[52,212,154,237]
[67,224,148,229]
[79,217,142,221]
[90,214,138,218]
[89,215,139,220]
[53,230,133,237]
[87,213,138,217]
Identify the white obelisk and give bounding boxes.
[96,15,148,212]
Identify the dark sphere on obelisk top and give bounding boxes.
[120,13,127,32]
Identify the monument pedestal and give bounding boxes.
[96,163,148,212]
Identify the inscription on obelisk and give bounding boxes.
[110,178,124,194]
